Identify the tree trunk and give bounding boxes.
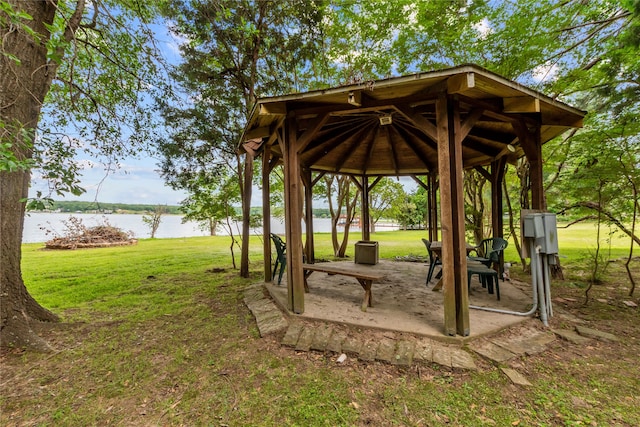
[1,1,67,350]
[517,158,531,210]
[240,153,253,277]
[503,179,526,270]
[337,186,359,257]
[208,218,217,236]
[464,170,486,244]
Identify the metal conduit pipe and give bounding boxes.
[535,244,549,326]
[469,240,539,317]
[543,255,553,318]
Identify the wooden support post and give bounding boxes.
[436,93,469,336]
[262,143,272,282]
[516,120,545,210]
[491,157,508,273]
[490,158,507,238]
[411,175,436,240]
[361,175,370,241]
[240,152,253,278]
[302,168,315,263]
[283,115,305,313]
[529,125,545,210]
[429,172,439,242]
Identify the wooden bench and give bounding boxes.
[302,263,385,312]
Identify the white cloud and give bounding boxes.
[473,18,492,39]
[29,156,187,205]
[532,63,559,83]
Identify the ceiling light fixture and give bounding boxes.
[379,115,393,125]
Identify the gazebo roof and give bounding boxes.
[241,64,585,175]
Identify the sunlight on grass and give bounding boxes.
[5,228,637,426]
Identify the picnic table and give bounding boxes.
[429,242,476,291]
[302,263,385,312]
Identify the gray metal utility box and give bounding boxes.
[355,241,379,265]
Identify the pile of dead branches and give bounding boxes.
[44,217,136,250]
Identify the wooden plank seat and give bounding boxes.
[467,263,500,300]
[302,263,386,312]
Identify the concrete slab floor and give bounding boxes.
[265,259,535,343]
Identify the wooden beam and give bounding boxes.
[268,154,281,173]
[457,94,539,127]
[302,119,372,167]
[436,94,456,336]
[389,125,437,170]
[283,115,305,313]
[530,125,545,210]
[450,96,470,336]
[411,175,429,191]
[491,157,508,273]
[473,165,491,181]
[368,176,382,192]
[362,126,380,174]
[394,104,438,141]
[301,168,315,263]
[276,126,286,154]
[350,175,363,191]
[361,175,370,241]
[447,72,475,94]
[459,108,484,140]
[297,113,331,154]
[311,171,326,186]
[244,126,270,141]
[437,94,469,337]
[330,105,396,116]
[264,118,286,150]
[385,126,400,175]
[428,172,439,242]
[262,143,272,282]
[513,120,545,210]
[259,102,287,116]
[503,97,541,113]
[333,125,378,173]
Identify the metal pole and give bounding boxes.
[543,255,553,318]
[469,240,540,317]
[535,244,548,326]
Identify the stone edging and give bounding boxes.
[243,283,619,379]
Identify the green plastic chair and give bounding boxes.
[469,237,508,278]
[270,233,287,285]
[422,238,442,286]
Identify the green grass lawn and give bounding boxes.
[2,227,638,426]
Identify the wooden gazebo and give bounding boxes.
[240,64,585,336]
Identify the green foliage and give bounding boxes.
[390,185,428,230]
[156,0,325,237]
[28,200,182,214]
[0,1,39,65]
[141,205,168,238]
[369,177,406,227]
[179,173,241,235]
[31,1,167,201]
[0,121,35,172]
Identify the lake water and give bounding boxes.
[22,212,399,243]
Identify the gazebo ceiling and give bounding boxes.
[241,64,586,176]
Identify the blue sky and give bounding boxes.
[29,23,189,206]
[28,14,556,207]
[29,156,189,205]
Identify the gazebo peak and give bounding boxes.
[240,64,585,176]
